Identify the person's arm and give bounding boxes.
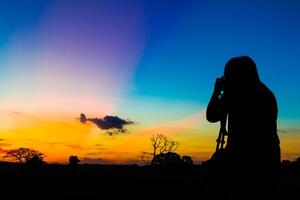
[206,79,226,122]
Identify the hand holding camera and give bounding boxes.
[215,76,225,93]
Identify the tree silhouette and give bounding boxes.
[69,155,80,166]
[150,134,179,157]
[4,147,45,163]
[140,134,180,165]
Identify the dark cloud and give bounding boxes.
[89,116,134,130]
[80,113,88,123]
[79,114,135,135]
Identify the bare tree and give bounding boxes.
[141,133,179,165]
[151,134,167,157]
[160,139,179,154]
[151,133,179,155]
[4,147,45,163]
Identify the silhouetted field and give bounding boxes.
[0,162,299,199]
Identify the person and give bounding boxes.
[206,56,281,199]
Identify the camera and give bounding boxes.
[216,76,225,91]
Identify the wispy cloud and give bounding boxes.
[0,147,10,154]
[0,143,11,147]
[47,142,83,150]
[11,112,22,115]
[80,157,112,164]
[85,152,103,156]
[64,144,82,150]
[278,128,300,133]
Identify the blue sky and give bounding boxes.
[0,0,300,119]
[132,0,300,120]
[0,0,299,119]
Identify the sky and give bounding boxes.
[0,0,299,164]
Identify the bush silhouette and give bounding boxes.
[69,155,80,166]
[182,156,193,165]
[25,154,46,166]
[152,152,181,166]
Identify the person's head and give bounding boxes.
[224,56,260,92]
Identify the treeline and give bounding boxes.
[1,132,299,168]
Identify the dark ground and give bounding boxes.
[0,162,299,199]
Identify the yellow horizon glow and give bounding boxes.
[0,111,299,164]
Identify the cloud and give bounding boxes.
[79,113,135,135]
[86,144,106,151]
[93,144,104,148]
[80,113,88,123]
[89,116,134,130]
[278,128,300,133]
[86,152,103,156]
[0,143,11,147]
[0,147,10,154]
[11,112,22,115]
[80,157,112,165]
[64,144,82,150]
[0,139,11,148]
[47,142,82,150]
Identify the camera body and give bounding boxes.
[216,76,226,91]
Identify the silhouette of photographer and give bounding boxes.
[206,56,281,199]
